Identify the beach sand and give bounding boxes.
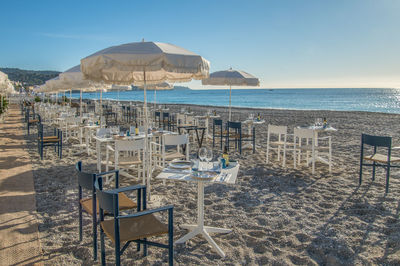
[26,103,400,265]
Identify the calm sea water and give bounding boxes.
[68,88,400,114]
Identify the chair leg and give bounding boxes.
[143,238,148,256]
[92,204,97,260]
[100,226,106,266]
[372,162,376,181]
[386,165,390,193]
[79,203,83,242]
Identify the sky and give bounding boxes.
[1,0,400,89]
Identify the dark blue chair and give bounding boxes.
[155,111,161,127]
[226,121,255,154]
[96,179,174,266]
[359,134,400,193]
[26,108,39,135]
[162,112,171,130]
[37,123,62,159]
[75,162,140,261]
[212,119,224,150]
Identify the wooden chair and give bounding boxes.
[26,108,40,135]
[212,119,224,150]
[37,123,62,160]
[155,111,161,127]
[266,125,292,167]
[226,121,255,154]
[95,179,174,266]
[151,134,189,170]
[293,128,332,174]
[106,138,146,184]
[75,161,141,261]
[359,134,400,193]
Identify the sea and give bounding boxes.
[67,88,400,114]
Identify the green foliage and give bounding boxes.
[0,67,60,86]
[34,96,41,102]
[0,95,8,114]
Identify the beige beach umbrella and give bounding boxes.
[0,71,16,110]
[80,40,210,196]
[60,65,107,117]
[202,68,260,120]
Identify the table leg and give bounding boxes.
[174,182,230,257]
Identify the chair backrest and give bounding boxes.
[227,121,241,130]
[75,161,96,191]
[115,139,145,152]
[186,115,195,125]
[214,119,223,126]
[162,112,170,120]
[362,134,392,148]
[268,124,287,135]
[163,134,189,146]
[95,179,117,215]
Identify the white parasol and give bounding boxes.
[202,68,260,120]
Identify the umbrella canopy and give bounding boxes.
[202,68,260,120]
[81,41,209,85]
[0,71,15,94]
[80,40,210,196]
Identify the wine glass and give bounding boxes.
[198,147,207,170]
[206,149,213,170]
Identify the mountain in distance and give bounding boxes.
[172,85,190,90]
[0,67,60,86]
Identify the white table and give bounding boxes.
[156,162,240,257]
[297,125,337,165]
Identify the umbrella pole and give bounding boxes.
[229,85,232,121]
[70,90,72,107]
[100,90,103,127]
[143,70,151,200]
[80,89,82,118]
[154,89,156,111]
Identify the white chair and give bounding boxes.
[266,125,292,167]
[293,128,332,174]
[106,138,146,184]
[151,134,190,170]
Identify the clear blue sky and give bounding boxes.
[1,0,400,88]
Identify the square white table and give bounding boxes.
[156,162,240,257]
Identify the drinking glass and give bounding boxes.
[198,147,207,170]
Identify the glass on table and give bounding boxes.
[198,147,207,170]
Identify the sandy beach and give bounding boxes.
[26,103,400,265]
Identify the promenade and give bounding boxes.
[0,105,42,265]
